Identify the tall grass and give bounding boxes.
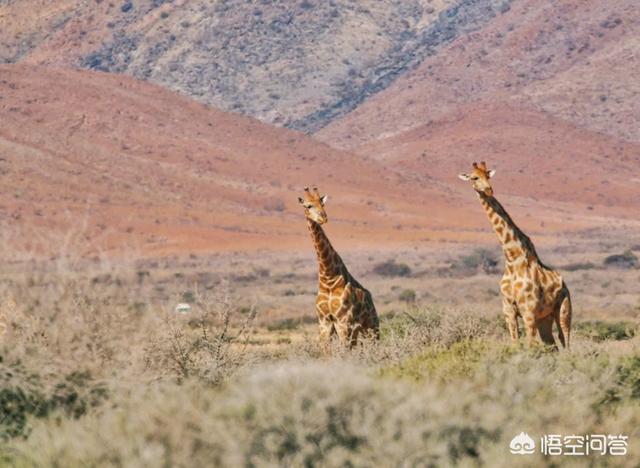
[0,252,639,466]
[4,342,640,467]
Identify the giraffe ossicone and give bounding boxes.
[298,187,379,347]
[458,162,572,349]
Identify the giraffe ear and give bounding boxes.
[298,197,305,204]
[487,169,496,178]
[320,195,328,205]
[458,173,471,181]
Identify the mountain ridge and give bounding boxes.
[2,0,513,131]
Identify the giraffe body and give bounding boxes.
[299,188,379,346]
[498,242,572,349]
[459,162,572,348]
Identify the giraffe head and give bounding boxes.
[298,187,328,224]
[458,161,496,196]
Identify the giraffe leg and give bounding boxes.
[502,299,519,343]
[363,291,380,341]
[559,294,572,350]
[363,321,380,341]
[318,320,335,356]
[317,317,335,345]
[520,305,538,348]
[347,323,365,348]
[318,319,336,342]
[536,313,557,350]
[349,289,376,345]
[316,303,336,348]
[332,284,354,346]
[554,309,565,348]
[351,324,366,347]
[335,319,354,347]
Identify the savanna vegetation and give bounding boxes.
[0,238,639,466]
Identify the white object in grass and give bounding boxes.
[175,303,192,314]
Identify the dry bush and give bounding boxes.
[460,248,500,275]
[6,343,640,467]
[144,288,258,385]
[372,259,412,277]
[382,304,503,349]
[262,198,286,212]
[1,231,639,466]
[0,263,153,378]
[604,250,639,269]
[0,245,259,445]
[274,304,504,372]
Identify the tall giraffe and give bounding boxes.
[298,187,379,346]
[458,162,572,349]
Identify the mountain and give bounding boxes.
[349,101,640,213]
[310,0,640,232]
[2,64,637,258]
[0,64,481,256]
[1,1,639,257]
[2,0,637,141]
[1,0,514,131]
[316,0,640,147]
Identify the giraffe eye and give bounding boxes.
[304,204,313,209]
[471,176,479,181]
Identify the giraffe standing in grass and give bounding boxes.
[298,187,379,346]
[458,162,572,349]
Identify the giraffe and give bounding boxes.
[298,187,379,346]
[458,162,572,349]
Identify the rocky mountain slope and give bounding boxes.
[1,0,513,131]
[2,0,637,143]
[317,0,640,147]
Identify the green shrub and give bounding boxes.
[181,290,196,303]
[267,318,299,332]
[12,349,639,467]
[398,289,416,303]
[372,260,411,277]
[0,360,106,440]
[562,262,596,271]
[603,250,638,269]
[575,320,637,342]
[382,339,508,382]
[6,364,501,466]
[451,248,499,275]
[616,356,640,400]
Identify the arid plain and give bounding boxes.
[1,0,640,465]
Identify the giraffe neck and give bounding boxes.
[307,219,347,279]
[478,192,539,264]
